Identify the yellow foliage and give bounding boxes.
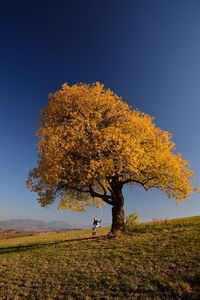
[27,82,195,211]
[193,186,200,193]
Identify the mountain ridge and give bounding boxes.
[0,218,78,230]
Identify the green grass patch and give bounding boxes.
[0,217,199,299]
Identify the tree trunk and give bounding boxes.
[110,183,125,235]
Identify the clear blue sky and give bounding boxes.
[0,0,199,226]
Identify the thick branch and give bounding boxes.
[95,178,109,196]
[89,186,113,205]
[122,177,157,191]
[56,179,113,205]
[69,186,90,193]
[106,177,113,193]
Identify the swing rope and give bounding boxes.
[93,197,103,221]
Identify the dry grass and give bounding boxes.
[0,218,199,299]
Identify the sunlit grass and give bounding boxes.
[0,227,109,248]
[0,217,199,299]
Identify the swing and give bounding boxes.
[92,198,103,223]
[92,198,103,235]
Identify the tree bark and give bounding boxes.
[110,182,125,235]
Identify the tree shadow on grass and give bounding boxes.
[0,235,109,255]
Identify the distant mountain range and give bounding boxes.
[0,219,78,231]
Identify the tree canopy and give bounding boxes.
[27,82,194,234]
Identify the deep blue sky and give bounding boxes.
[0,0,200,226]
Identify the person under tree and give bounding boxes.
[92,218,101,236]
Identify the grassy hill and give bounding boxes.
[0,216,199,299]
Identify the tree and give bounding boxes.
[27,82,194,235]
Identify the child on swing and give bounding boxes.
[92,217,101,236]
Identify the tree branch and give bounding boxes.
[56,181,90,194]
[122,177,157,191]
[95,178,109,196]
[77,107,88,121]
[56,180,113,205]
[69,186,90,193]
[106,177,113,193]
[89,186,113,205]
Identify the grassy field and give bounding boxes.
[0,216,199,299]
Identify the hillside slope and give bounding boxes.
[0,216,199,299]
[0,219,75,230]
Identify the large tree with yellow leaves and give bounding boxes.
[27,82,194,235]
